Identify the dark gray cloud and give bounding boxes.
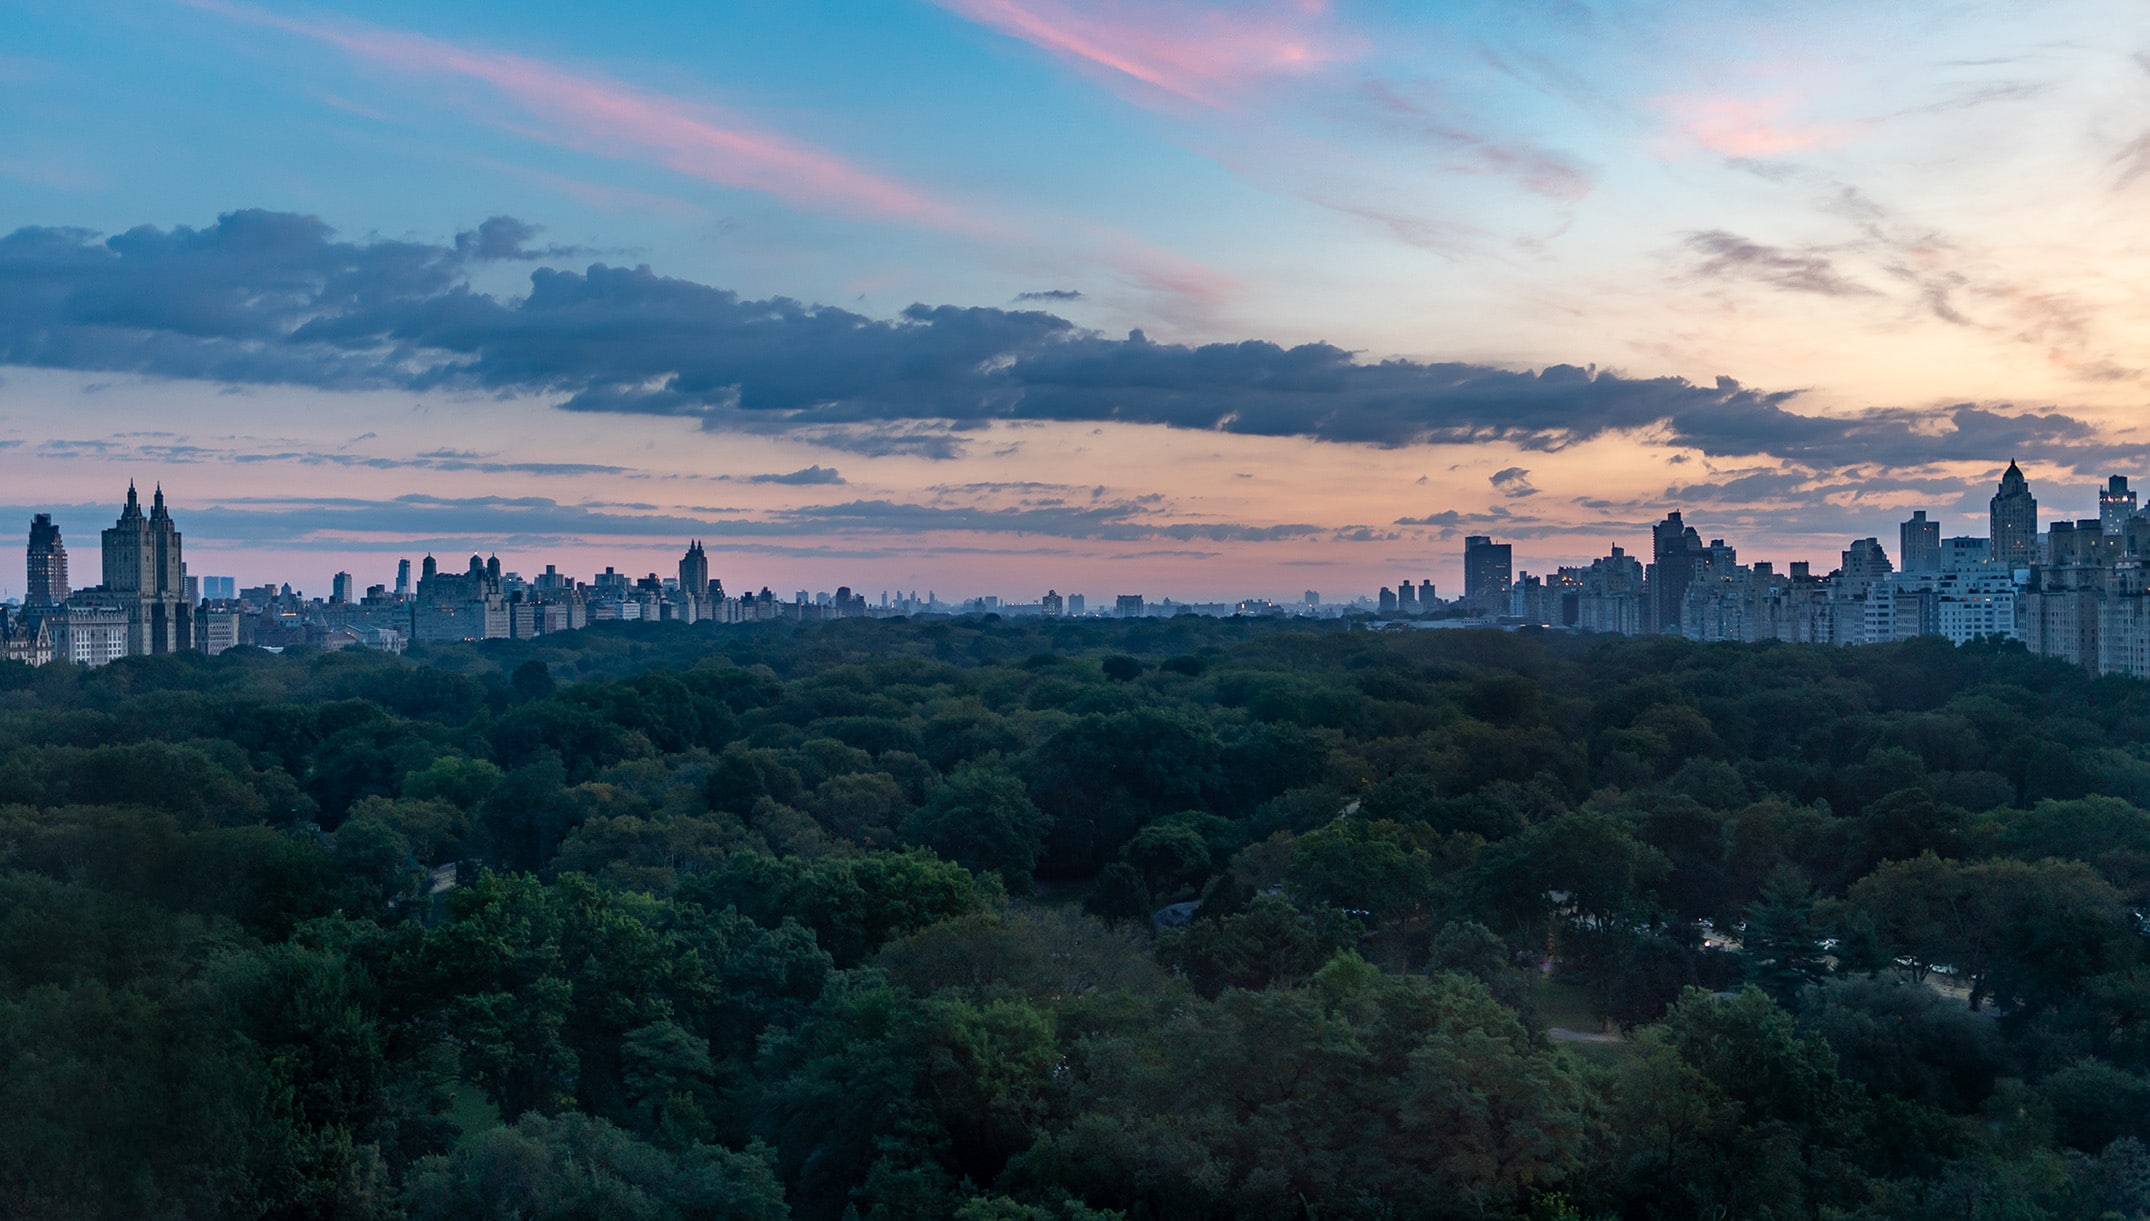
[743,465,846,486]
[32,434,628,477]
[1489,466,1538,498]
[1686,230,1877,297]
[5,485,1353,556]
[3,209,2144,476]
[1396,508,1519,528]
[786,499,1331,542]
[1014,289,1083,302]
[454,217,586,262]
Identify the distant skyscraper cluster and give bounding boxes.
[3,484,205,666]
[31,462,2150,677]
[1376,576,1439,615]
[2,493,1180,665]
[1419,463,2150,680]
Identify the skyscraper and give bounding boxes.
[332,572,355,604]
[1651,511,1706,634]
[1463,535,1513,612]
[679,540,710,600]
[395,558,412,599]
[2101,475,2137,536]
[95,482,190,654]
[1900,510,1940,574]
[26,514,68,607]
[1838,537,1895,597]
[1990,461,2038,568]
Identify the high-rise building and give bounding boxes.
[89,483,191,655]
[331,572,355,604]
[1990,461,2038,569]
[1900,510,1941,574]
[410,552,509,642]
[679,540,710,602]
[1576,545,1646,636]
[395,558,412,598]
[1463,535,1513,612]
[2102,476,2137,536]
[1650,512,1706,633]
[1115,594,1145,618]
[1067,594,1085,616]
[1838,537,1895,596]
[1941,537,1991,571]
[1042,589,1064,616]
[1396,575,1419,615]
[26,513,67,607]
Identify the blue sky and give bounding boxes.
[2,0,2148,598]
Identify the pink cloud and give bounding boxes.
[934,0,1359,107]
[1662,94,1852,157]
[189,0,989,236]
[1100,234,1240,309]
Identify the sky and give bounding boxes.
[3,0,2149,601]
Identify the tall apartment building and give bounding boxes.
[1900,511,1940,574]
[26,513,68,607]
[2102,476,2137,536]
[1649,513,1705,634]
[1990,461,2039,569]
[1463,535,1513,614]
[72,483,192,657]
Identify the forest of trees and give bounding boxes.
[10,614,2150,1218]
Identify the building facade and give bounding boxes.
[90,484,192,656]
[27,513,68,607]
[1990,461,2038,569]
[1463,535,1513,614]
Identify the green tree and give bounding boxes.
[401,755,506,811]
[403,1112,787,1220]
[511,659,557,702]
[1285,817,1434,966]
[1742,866,1828,1006]
[900,765,1050,886]
[332,812,424,914]
[1082,862,1151,925]
[1610,987,1862,1218]
[1845,853,2135,1011]
[1121,821,1212,900]
[1157,893,1347,997]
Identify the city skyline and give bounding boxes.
[3,457,2136,611]
[5,2,2150,596]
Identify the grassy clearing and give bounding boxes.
[1533,978,1605,1033]
[445,1084,500,1146]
